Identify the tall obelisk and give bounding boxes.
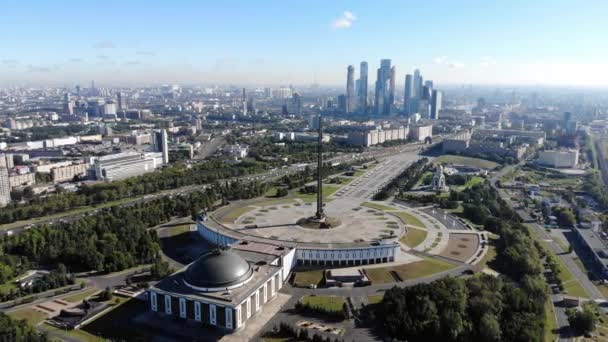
[315,115,325,220]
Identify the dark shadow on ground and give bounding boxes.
[159,231,213,267]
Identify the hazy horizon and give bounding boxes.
[2,0,608,87]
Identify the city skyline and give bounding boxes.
[1,0,608,87]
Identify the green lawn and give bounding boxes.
[221,206,255,223]
[293,270,324,287]
[554,255,590,298]
[300,295,345,313]
[353,170,366,177]
[367,295,383,305]
[295,185,340,202]
[63,288,100,303]
[434,155,499,169]
[163,224,192,237]
[400,228,428,248]
[0,280,17,294]
[264,186,279,197]
[478,243,497,270]
[326,177,352,185]
[361,202,396,211]
[393,212,426,228]
[463,176,484,188]
[544,299,559,342]
[366,257,455,284]
[8,309,48,325]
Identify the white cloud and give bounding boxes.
[448,61,465,69]
[332,11,357,29]
[434,56,447,64]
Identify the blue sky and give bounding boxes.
[1,0,607,86]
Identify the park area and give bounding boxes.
[399,228,428,248]
[300,295,345,314]
[364,257,455,284]
[434,155,499,170]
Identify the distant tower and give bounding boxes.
[388,66,396,114]
[431,90,442,120]
[413,69,422,98]
[117,92,127,110]
[359,61,368,112]
[155,129,169,164]
[0,157,9,207]
[375,59,392,115]
[404,74,413,114]
[346,65,355,114]
[315,116,324,220]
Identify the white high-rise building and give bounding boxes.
[0,158,10,207]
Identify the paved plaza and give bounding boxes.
[227,197,405,244]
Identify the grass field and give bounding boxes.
[63,288,100,303]
[163,224,192,237]
[221,206,255,223]
[8,308,48,325]
[544,299,559,342]
[478,242,497,270]
[0,280,17,294]
[295,185,340,202]
[293,270,324,287]
[393,212,426,228]
[434,155,500,170]
[367,295,383,305]
[361,202,396,211]
[400,228,428,248]
[300,295,345,313]
[555,256,590,298]
[365,257,455,284]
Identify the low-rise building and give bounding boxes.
[409,124,433,142]
[8,172,35,189]
[52,163,90,183]
[93,152,163,181]
[538,149,579,168]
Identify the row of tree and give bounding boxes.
[0,158,272,224]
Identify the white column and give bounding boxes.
[246,297,251,318]
[164,295,172,315]
[226,308,233,329]
[210,304,217,325]
[256,291,260,311]
[179,298,186,318]
[235,306,241,330]
[150,292,157,312]
[194,302,201,321]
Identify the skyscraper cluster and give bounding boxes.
[374,59,395,115]
[404,69,442,119]
[342,60,442,118]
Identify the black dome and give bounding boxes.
[184,249,253,290]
